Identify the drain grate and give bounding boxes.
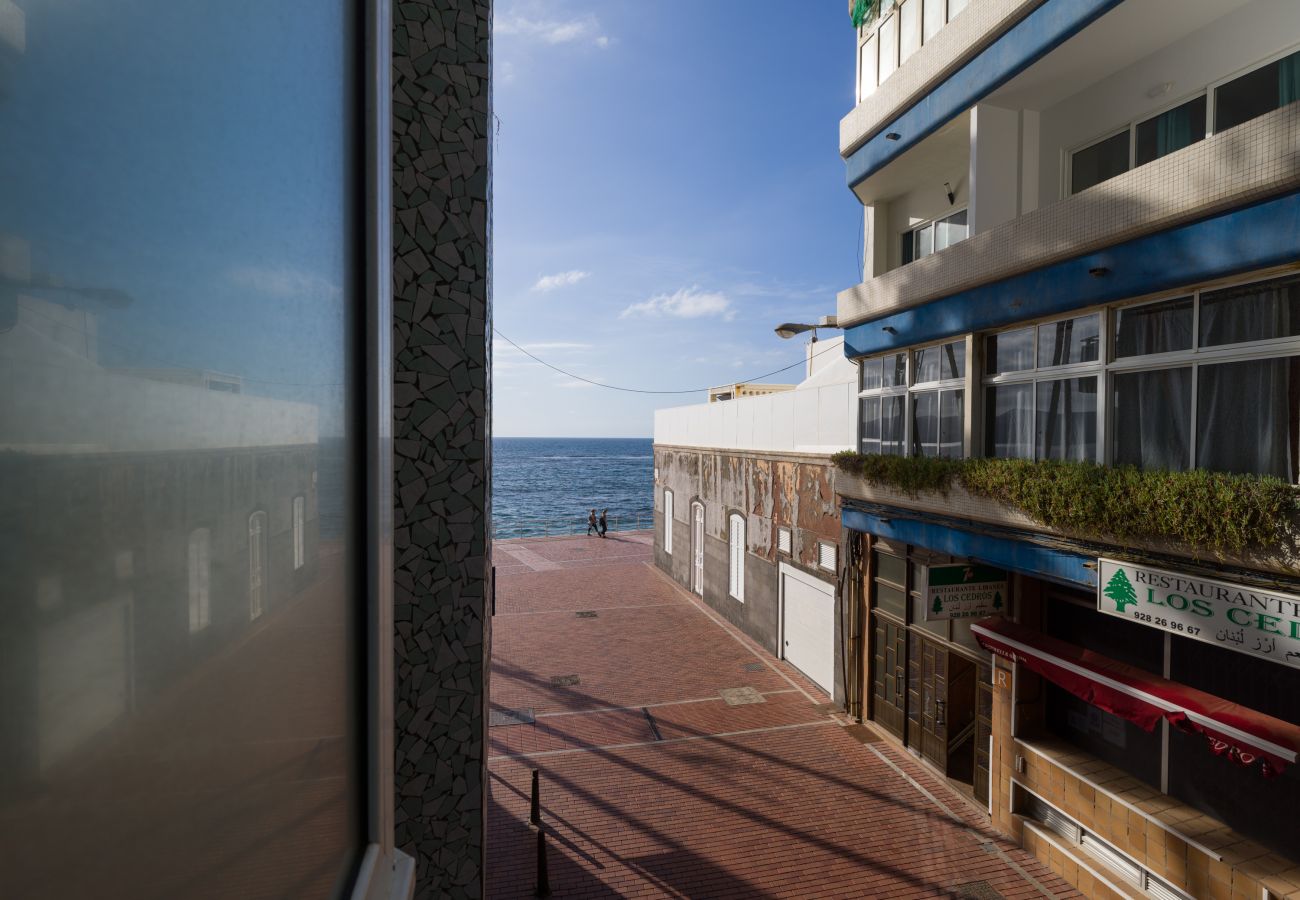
[950,882,1005,900]
[575,611,598,618]
[489,707,536,727]
[550,674,580,686]
[742,662,766,672]
[719,686,766,706]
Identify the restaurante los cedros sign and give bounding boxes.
[1097,558,1300,668]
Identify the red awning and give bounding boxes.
[971,617,1300,777]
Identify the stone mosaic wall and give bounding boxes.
[391,1,492,897]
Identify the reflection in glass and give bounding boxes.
[939,389,964,459]
[912,391,939,456]
[1071,129,1130,194]
[1214,48,1300,134]
[1114,296,1193,357]
[1199,273,1300,347]
[884,351,908,387]
[1038,314,1099,367]
[899,0,920,64]
[1135,95,1206,166]
[985,383,1033,459]
[985,327,1034,375]
[914,340,963,383]
[1113,368,1192,471]
[1036,377,1098,461]
[0,2,362,898]
[860,357,883,391]
[1197,357,1300,481]
[860,396,881,455]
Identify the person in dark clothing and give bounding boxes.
[598,508,608,538]
[587,508,598,535]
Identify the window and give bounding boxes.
[923,0,945,43]
[1135,95,1206,166]
[859,352,908,456]
[1070,129,1129,194]
[898,0,920,65]
[910,340,965,458]
[878,12,898,83]
[188,528,211,634]
[663,489,674,555]
[859,34,877,102]
[1214,47,1300,134]
[983,315,1100,461]
[902,209,968,264]
[728,513,745,602]
[292,495,305,570]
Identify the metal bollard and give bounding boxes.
[534,827,551,898]
[529,769,541,827]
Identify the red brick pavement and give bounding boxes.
[488,533,1079,899]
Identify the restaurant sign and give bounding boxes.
[926,563,1007,621]
[1097,558,1300,669]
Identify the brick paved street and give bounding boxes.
[488,532,1079,899]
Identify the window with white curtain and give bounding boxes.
[188,528,211,634]
[663,489,674,555]
[728,513,745,602]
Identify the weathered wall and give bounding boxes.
[654,445,844,702]
[391,1,492,897]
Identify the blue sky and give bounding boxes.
[493,1,860,437]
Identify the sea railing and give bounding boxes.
[493,511,654,539]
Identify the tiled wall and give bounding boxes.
[842,0,1041,155]
[838,101,1300,328]
[391,1,492,897]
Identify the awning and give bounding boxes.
[971,617,1300,777]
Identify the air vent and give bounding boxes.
[778,527,792,555]
[1082,832,1142,886]
[1145,872,1195,900]
[818,541,837,572]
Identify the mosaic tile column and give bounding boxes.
[391,1,492,897]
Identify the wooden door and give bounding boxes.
[908,633,947,771]
[691,503,704,595]
[870,614,907,739]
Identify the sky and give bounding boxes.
[493,1,861,437]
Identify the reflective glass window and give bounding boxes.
[860,357,883,391]
[985,327,1035,375]
[984,383,1033,459]
[1071,130,1130,194]
[1135,95,1206,166]
[1114,296,1193,357]
[1214,49,1300,134]
[1113,368,1192,471]
[881,395,907,455]
[1197,357,1300,481]
[1038,314,1100,367]
[1199,273,1300,347]
[1036,377,1098,461]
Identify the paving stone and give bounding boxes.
[719,686,767,706]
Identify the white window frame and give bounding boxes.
[982,311,1107,463]
[857,350,909,456]
[856,0,958,102]
[663,488,674,555]
[188,527,211,633]
[728,512,746,602]
[292,495,305,570]
[1206,40,1300,138]
[902,207,969,264]
[909,338,967,458]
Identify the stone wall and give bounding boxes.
[391,1,492,897]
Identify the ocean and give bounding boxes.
[492,437,654,538]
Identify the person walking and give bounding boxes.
[587,508,598,536]
[598,508,608,538]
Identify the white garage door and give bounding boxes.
[780,564,835,695]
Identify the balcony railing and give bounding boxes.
[492,512,654,540]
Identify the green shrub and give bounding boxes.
[831,452,1298,557]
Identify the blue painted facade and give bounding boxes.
[845,0,1123,189]
[841,505,1097,588]
[843,189,1300,358]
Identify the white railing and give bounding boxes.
[493,512,654,540]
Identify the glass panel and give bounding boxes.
[878,13,898,82]
[915,222,934,259]
[1197,357,1300,481]
[1113,296,1193,357]
[1070,130,1130,194]
[1113,368,1192,471]
[859,397,881,455]
[1199,273,1300,347]
[923,0,945,42]
[914,341,963,384]
[899,0,920,63]
[875,551,907,587]
[0,2,362,897]
[912,391,939,457]
[901,228,915,265]
[934,209,967,252]
[883,352,908,388]
[1135,95,1206,166]
[876,581,907,618]
[881,394,907,455]
[860,357,883,391]
[859,34,878,101]
[985,327,1035,374]
[1213,50,1300,133]
[939,389,964,458]
[1036,377,1098,461]
[985,384,1033,459]
[1038,314,1100,367]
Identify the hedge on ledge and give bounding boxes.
[830,451,1299,558]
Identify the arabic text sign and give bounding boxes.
[926,563,1007,621]
[1097,558,1300,669]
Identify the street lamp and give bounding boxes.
[774,315,838,342]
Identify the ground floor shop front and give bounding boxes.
[840,503,1300,899]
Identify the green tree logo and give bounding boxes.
[1104,568,1138,612]
[932,595,943,615]
[993,591,1003,611]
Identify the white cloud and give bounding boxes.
[531,270,590,292]
[620,287,733,321]
[228,265,341,299]
[495,12,609,47]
